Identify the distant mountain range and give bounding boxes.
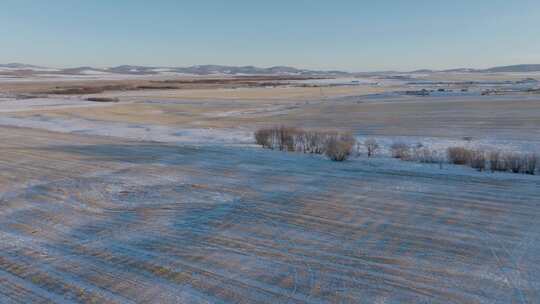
[105,65,351,76]
[479,64,540,73]
[0,63,47,69]
[1,63,540,76]
[0,63,349,76]
[411,64,540,74]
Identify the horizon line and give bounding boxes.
[2,62,540,74]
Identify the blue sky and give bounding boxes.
[1,0,539,71]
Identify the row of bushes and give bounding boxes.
[254,126,356,161]
[391,142,538,175]
[390,142,444,164]
[447,147,537,174]
[255,129,538,174]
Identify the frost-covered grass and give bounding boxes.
[1,110,538,174]
[1,72,540,302]
[0,115,253,145]
[2,125,540,303]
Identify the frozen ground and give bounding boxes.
[0,126,539,303]
[1,72,540,303]
[1,112,539,158]
[291,77,379,86]
[0,115,253,145]
[0,97,123,113]
[2,103,539,157]
[355,135,540,157]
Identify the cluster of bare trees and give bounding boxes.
[447,147,537,174]
[447,147,487,171]
[390,142,443,164]
[487,151,537,174]
[255,128,539,174]
[254,126,356,161]
[391,142,537,175]
[390,142,410,159]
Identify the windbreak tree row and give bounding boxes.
[255,126,356,161]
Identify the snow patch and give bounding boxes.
[355,135,540,156]
[0,115,253,145]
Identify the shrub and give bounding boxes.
[325,133,355,161]
[364,138,379,157]
[502,153,538,175]
[524,154,537,175]
[488,151,506,172]
[254,128,272,148]
[413,147,441,164]
[277,126,297,151]
[448,147,536,175]
[469,150,486,171]
[253,126,299,151]
[447,147,486,171]
[390,142,411,159]
[504,153,523,174]
[299,130,328,154]
[447,147,472,165]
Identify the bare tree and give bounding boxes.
[447,147,472,165]
[505,153,523,174]
[254,128,271,148]
[469,150,486,171]
[390,142,410,159]
[325,133,355,161]
[414,147,440,163]
[524,153,537,175]
[488,151,505,172]
[364,138,379,158]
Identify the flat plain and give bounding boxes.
[1,71,540,303]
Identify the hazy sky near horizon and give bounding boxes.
[1,0,539,71]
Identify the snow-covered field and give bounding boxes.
[355,135,540,157]
[2,99,538,158]
[0,115,253,145]
[0,125,539,303]
[1,72,540,303]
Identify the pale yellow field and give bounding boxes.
[9,86,540,140]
